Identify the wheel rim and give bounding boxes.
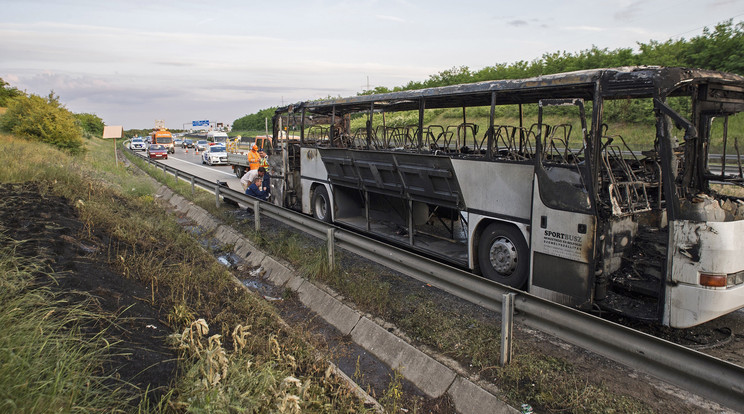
[315,195,327,219]
[488,236,518,275]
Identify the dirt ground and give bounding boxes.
[0,182,178,405]
[0,181,455,412]
[3,179,742,413]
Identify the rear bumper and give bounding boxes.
[667,219,744,327]
[668,282,744,328]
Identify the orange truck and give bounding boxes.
[149,128,175,154]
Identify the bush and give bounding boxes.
[0,78,23,107]
[0,93,85,154]
[75,113,105,137]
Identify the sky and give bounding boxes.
[2,0,744,130]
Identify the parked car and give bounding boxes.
[182,139,194,148]
[202,144,227,165]
[147,144,169,159]
[130,138,146,151]
[195,140,209,152]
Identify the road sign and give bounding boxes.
[192,120,210,127]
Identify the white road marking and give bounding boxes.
[167,156,235,176]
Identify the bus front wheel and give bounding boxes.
[312,186,332,223]
[235,166,245,178]
[478,222,528,289]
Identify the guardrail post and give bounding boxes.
[190,176,195,195]
[253,200,260,231]
[327,228,335,271]
[215,185,220,208]
[174,170,179,184]
[500,292,515,366]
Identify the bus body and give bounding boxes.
[149,128,174,154]
[266,67,744,328]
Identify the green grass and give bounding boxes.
[0,235,136,413]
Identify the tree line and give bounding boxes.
[363,19,744,94]
[233,19,744,129]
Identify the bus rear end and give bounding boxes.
[596,69,744,328]
[661,76,744,327]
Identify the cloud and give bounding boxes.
[3,73,20,83]
[508,20,528,27]
[710,0,738,6]
[375,14,405,23]
[155,61,197,68]
[614,1,646,22]
[563,25,605,32]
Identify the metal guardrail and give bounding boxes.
[128,146,744,411]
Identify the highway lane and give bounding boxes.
[140,146,245,193]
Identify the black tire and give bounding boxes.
[235,166,245,178]
[311,185,332,223]
[477,222,528,289]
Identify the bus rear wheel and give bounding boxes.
[478,222,528,289]
[312,186,332,223]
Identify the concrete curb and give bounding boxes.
[297,282,361,336]
[448,377,518,414]
[351,316,457,398]
[162,192,518,414]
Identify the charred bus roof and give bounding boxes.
[278,67,744,117]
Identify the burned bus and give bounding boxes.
[265,67,744,328]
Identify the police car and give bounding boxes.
[130,138,146,151]
[201,144,227,165]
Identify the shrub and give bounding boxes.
[0,78,23,107]
[0,92,85,154]
[76,112,105,137]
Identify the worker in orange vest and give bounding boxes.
[247,144,260,171]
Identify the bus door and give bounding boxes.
[529,99,597,308]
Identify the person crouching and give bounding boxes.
[241,166,265,192]
[245,177,268,201]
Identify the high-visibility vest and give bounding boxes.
[259,156,269,170]
[247,150,260,170]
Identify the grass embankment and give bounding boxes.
[0,133,370,413]
[124,140,658,411]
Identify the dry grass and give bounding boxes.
[0,133,371,413]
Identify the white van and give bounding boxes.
[206,131,229,144]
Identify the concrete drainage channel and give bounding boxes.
[155,184,518,414]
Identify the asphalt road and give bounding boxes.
[136,145,244,193]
